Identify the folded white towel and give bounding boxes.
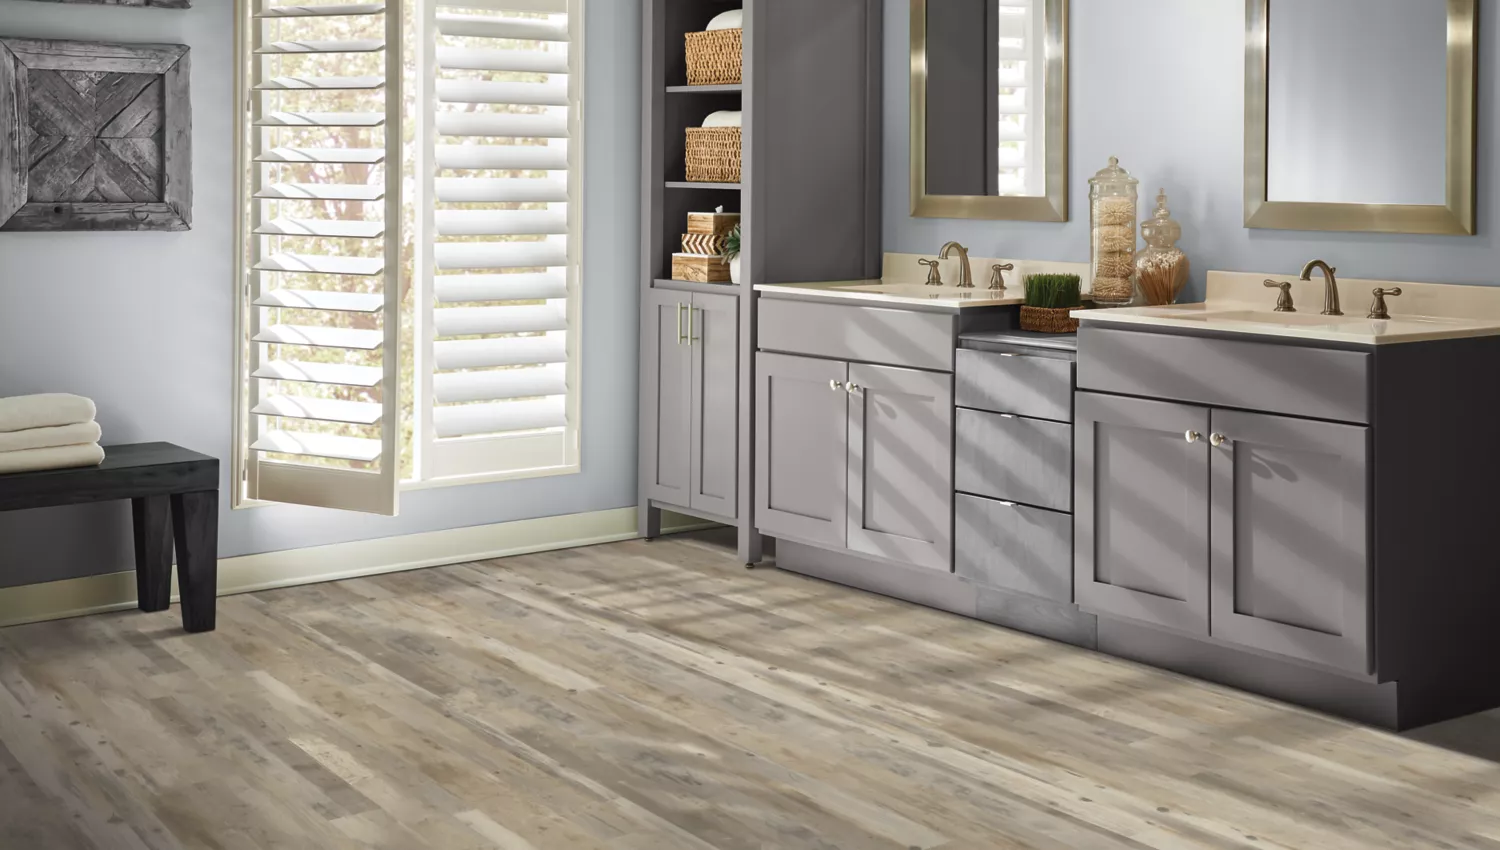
[703,110,742,128]
[0,421,102,453]
[0,443,105,475]
[707,9,742,30]
[0,394,97,434]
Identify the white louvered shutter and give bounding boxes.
[997,0,1042,197]
[417,0,582,481]
[238,0,403,514]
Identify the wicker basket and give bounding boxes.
[685,127,742,183]
[685,28,743,86]
[1019,306,1081,334]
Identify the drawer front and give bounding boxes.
[955,494,1073,603]
[955,409,1071,512]
[759,298,954,371]
[1078,326,1370,424]
[956,348,1074,422]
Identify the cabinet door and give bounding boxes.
[642,289,692,504]
[847,364,954,571]
[1075,392,1211,634]
[755,352,849,546]
[1210,409,1371,674]
[689,293,738,518]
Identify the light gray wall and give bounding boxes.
[0,0,642,587]
[886,0,1500,300]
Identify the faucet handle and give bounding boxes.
[989,263,1015,292]
[1368,287,1403,320]
[1264,279,1296,313]
[919,258,943,287]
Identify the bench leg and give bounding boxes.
[132,496,173,613]
[170,490,219,633]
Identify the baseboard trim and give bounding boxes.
[0,508,714,629]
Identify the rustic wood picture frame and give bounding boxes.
[0,38,192,232]
[22,1,192,9]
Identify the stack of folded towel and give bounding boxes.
[0,394,105,475]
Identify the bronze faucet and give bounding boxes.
[939,242,973,288]
[1368,287,1402,320]
[1264,280,1296,312]
[1300,259,1342,316]
[989,263,1015,292]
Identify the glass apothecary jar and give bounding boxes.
[1135,188,1190,306]
[1089,156,1139,306]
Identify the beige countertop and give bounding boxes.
[1074,271,1500,346]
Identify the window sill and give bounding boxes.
[232,463,582,510]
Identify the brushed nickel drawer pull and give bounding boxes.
[1185,430,1202,444]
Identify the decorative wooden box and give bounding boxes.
[682,232,727,255]
[672,253,731,283]
[687,210,739,237]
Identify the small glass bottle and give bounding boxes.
[1089,156,1139,306]
[1135,189,1190,306]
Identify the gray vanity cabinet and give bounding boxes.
[755,352,954,569]
[846,364,953,571]
[1209,409,1371,674]
[755,352,850,547]
[644,289,693,505]
[1075,392,1212,635]
[643,288,739,518]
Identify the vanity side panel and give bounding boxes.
[1078,326,1371,424]
[1372,337,1500,725]
[759,0,882,283]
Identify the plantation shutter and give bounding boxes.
[416,0,582,481]
[238,0,403,514]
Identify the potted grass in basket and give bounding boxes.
[1020,273,1083,333]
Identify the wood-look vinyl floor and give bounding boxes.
[3,531,1499,850]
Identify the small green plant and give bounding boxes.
[1024,273,1082,309]
[720,224,742,261]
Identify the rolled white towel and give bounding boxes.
[0,421,102,453]
[0,394,97,434]
[702,110,742,128]
[707,9,742,30]
[0,443,105,475]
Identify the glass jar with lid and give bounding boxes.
[1089,156,1139,306]
[1135,188,1190,306]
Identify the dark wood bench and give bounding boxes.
[0,442,220,632]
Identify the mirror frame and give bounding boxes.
[910,0,1069,221]
[1245,0,1477,235]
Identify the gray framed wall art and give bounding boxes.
[0,38,191,232]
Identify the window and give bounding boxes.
[996,0,1043,197]
[234,0,583,515]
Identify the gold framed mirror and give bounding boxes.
[910,0,1069,221]
[1245,0,1477,235]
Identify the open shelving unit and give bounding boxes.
[639,0,883,563]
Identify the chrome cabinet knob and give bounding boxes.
[846,383,861,394]
[1185,430,1202,444]
[1210,433,1229,447]
[829,380,844,392]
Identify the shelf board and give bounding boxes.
[666,181,742,191]
[653,278,743,295]
[666,84,743,94]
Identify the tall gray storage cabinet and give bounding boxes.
[638,0,883,562]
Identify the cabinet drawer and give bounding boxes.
[955,409,1071,512]
[1078,326,1370,424]
[759,298,954,372]
[956,348,1074,422]
[955,494,1072,603]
